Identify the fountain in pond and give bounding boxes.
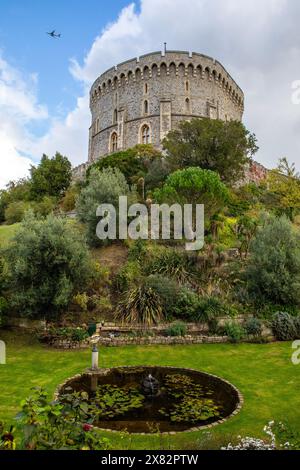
[56,366,243,434]
[142,374,160,398]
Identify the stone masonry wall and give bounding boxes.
[88,51,244,162]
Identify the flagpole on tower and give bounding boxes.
[164,42,167,55]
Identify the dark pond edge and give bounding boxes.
[54,366,244,436]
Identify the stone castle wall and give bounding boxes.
[88,51,244,162]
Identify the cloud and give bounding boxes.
[2,0,300,188]
[70,4,144,84]
[0,53,49,188]
[69,0,300,170]
[31,94,90,167]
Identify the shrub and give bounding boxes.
[144,275,179,317]
[165,321,187,337]
[15,388,111,450]
[224,322,246,343]
[38,327,89,344]
[116,284,163,325]
[245,216,300,306]
[76,167,135,246]
[32,196,57,217]
[115,261,142,293]
[172,287,200,320]
[60,184,81,212]
[0,296,8,315]
[271,312,297,341]
[87,323,97,337]
[197,296,228,323]
[4,201,31,225]
[4,213,93,320]
[145,249,195,284]
[294,317,300,339]
[244,317,262,337]
[128,239,147,262]
[73,293,89,312]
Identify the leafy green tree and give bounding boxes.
[163,118,258,184]
[60,183,82,212]
[4,201,31,225]
[30,153,72,200]
[267,158,300,221]
[246,216,300,306]
[235,215,259,259]
[76,167,135,246]
[4,212,93,319]
[154,167,229,219]
[87,145,162,185]
[32,196,57,218]
[0,179,31,223]
[144,157,170,191]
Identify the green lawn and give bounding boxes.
[0,224,20,248]
[0,330,299,449]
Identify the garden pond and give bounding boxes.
[57,366,242,434]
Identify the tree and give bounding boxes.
[245,216,300,306]
[60,183,82,212]
[76,167,135,246]
[154,167,229,219]
[4,212,93,319]
[87,145,162,185]
[267,158,300,221]
[30,153,72,200]
[144,157,170,191]
[0,179,31,223]
[4,201,31,225]
[235,215,258,259]
[163,118,258,184]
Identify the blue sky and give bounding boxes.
[1,0,300,188]
[0,0,129,125]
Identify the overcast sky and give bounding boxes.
[1,0,300,188]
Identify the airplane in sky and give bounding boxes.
[47,30,61,39]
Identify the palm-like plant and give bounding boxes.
[116,285,163,326]
[146,250,194,284]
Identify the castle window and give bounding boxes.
[141,124,150,144]
[185,98,190,114]
[144,100,149,115]
[110,132,118,153]
[113,109,118,124]
[145,83,148,94]
[186,81,189,92]
[95,118,100,134]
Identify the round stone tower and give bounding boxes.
[88,50,244,163]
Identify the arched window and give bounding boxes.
[185,81,189,92]
[141,124,150,144]
[95,118,100,134]
[111,132,118,153]
[145,83,148,94]
[185,98,190,114]
[144,100,149,115]
[113,109,118,124]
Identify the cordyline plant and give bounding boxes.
[116,284,163,326]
